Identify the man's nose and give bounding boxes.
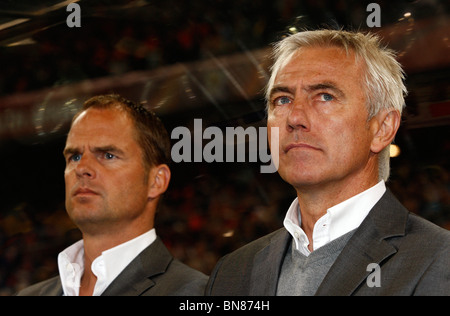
[286,98,311,132]
[75,154,96,179]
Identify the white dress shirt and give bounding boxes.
[283,180,386,256]
[57,229,157,296]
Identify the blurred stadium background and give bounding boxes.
[0,0,449,295]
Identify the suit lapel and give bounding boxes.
[316,189,408,295]
[101,237,172,296]
[249,229,291,295]
[315,227,397,295]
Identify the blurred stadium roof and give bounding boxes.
[0,0,448,140]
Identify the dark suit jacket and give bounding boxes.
[17,237,207,296]
[206,189,450,296]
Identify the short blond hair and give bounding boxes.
[265,29,407,181]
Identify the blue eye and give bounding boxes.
[319,93,334,102]
[104,152,116,160]
[70,154,82,162]
[274,96,291,106]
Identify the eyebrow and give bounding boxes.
[63,147,78,158]
[268,86,295,100]
[304,82,346,99]
[63,145,125,158]
[269,82,346,100]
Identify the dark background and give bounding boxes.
[0,0,449,295]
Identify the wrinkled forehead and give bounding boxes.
[271,46,363,89]
[67,107,136,144]
[280,45,359,75]
[266,44,362,103]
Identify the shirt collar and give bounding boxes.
[99,228,157,291]
[283,180,386,256]
[58,239,84,296]
[57,229,157,296]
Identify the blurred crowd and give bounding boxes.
[2,0,436,97]
[1,157,449,295]
[0,0,283,97]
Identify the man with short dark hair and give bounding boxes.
[18,94,207,296]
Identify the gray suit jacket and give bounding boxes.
[17,237,207,296]
[206,189,450,296]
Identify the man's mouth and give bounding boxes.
[284,142,320,153]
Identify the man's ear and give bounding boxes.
[147,164,171,200]
[370,109,401,154]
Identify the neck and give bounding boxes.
[295,173,379,250]
[78,231,129,296]
[78,224,153,296]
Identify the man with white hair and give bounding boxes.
[206,29,449,296]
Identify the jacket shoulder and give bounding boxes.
[158,259,208,296]
[219,228,286,266]
[16,276,62,296]
[408,212,450,238]
[206,228,288,295]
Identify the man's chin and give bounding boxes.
[68,206,109,227]
[279,169,323,188]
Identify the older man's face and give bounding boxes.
[267,46,379,190]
